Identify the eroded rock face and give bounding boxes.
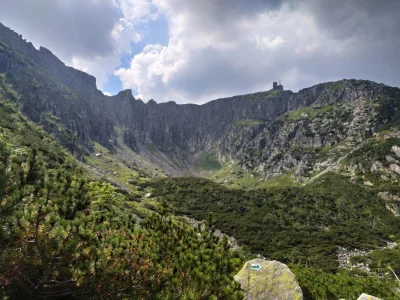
[1,22,400,180]
[234,259,303,300]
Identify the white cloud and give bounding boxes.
[0,0,159,90]
[118,0,159,23]
[257,36,286,49]
[115,1,327,103]
[2,0,399,101]
[112,18,142,54]
[115,0,400,104]
[72,54,120,87]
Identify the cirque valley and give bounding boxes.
[1,1,400,298]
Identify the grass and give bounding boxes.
[258,173,295,188]
[246,90,283,101]
[234,119,264,127]
[329,79,347,93]
[195,151,222,171]
[286,104,333,121]
[209,162,297,190]
[85,142,141,189]
[210,163,260,189]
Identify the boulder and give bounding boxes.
[357,293,382,300]
[389,164,400,175]
[370,161,383,172]
[392,145,400,158]
[234,259,303,300]
[386,155,398,163]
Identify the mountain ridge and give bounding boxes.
[1,21,399,184]
[1,21,400,299]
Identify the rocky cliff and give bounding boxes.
[0,23,115,157]
[0,22,399,193]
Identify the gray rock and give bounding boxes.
[389,164,400,175]
[392,145,400,158]
[234,259,303,300]
[386,155,398,163]
[370,161,383,172]
[357,293,382,300]
[378,192,400,216]
[380,175,389,181]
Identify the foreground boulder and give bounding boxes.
[234,259,303,300]
[357,294,382,300]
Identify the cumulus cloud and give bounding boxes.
[0,0,119,59]
[118,0,160,22]
[2,0,399,102]
[0,0,155,88]
[116,0,400,103]
[112,18,142,54]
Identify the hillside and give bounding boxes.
[0,75,243,298]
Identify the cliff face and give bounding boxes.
[104,78,396,180]
[105,79,384,155]
[0,23,115,156]
[106,89,293,153]
[219,80,387,176]
[0,22,399,185]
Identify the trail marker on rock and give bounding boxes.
[250,263,262,271]
[234,259,303,299]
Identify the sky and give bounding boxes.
[1,0,399,103]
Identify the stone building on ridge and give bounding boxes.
[272,81,284,91]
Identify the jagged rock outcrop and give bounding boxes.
[234,259,303,300]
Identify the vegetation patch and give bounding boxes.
[143,173,400,272]
[234,119,264,127]
[286,104,333,121]
[292,266,399,299]
[85,142,142,189]
[195,151,222,171]
[258,173,295,188]
[0,80,243,299]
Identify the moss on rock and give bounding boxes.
[357,293,382,300]
[234,259,303,300]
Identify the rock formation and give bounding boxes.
[234,259,303,300]
[357,293,382,300]
[0,21,399,196]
